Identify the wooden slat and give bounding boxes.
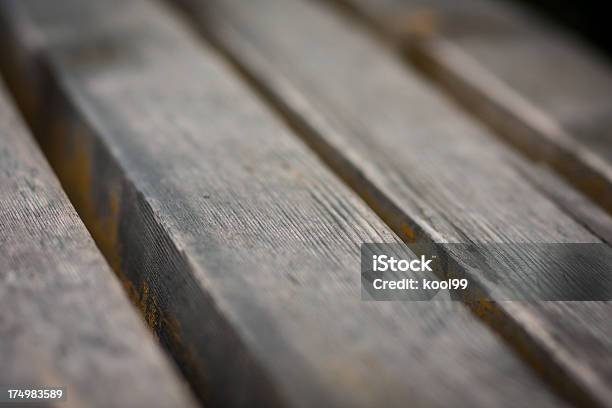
[511,159,612,246]
[0,0,571,407]
[333,0,612,216]
[0,82,197,407]
[168,0,612,406]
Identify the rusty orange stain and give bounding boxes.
[400,223,417,242]
[389,9,439,41]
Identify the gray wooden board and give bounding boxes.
[169,0,612,406]
[335,0,612,216]
[509,159,612,246]
[0,0,573,407]
[0,83,198,407]
[331,0,536,39]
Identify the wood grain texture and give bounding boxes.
[333,0,612,217]
[0,0,571,407]
[168,0,612,406]
[0,83,197,407]
[510,159,612,246]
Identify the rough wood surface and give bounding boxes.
[0,83,197,407]
[169,0,612,406]
[511,160,612,246]
[335,0,612,217]
[0,0,571,407]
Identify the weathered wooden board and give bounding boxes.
[169,0,612,406]
[334,0,612,216]
[0,0,571,407]
[0,83,197,407]
[510,159,612,246]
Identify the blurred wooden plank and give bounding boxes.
[0,0,571,407]
[0,82,197,407]
[169,0,612,406]
[334,0,612,217]
[510,159,612,245]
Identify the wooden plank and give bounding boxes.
[333,0,612,216]
[168,0,612,406]
[510,159,612,246]
[331,0,536,40]
[0,0,571,407]
[0,83,197,407]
